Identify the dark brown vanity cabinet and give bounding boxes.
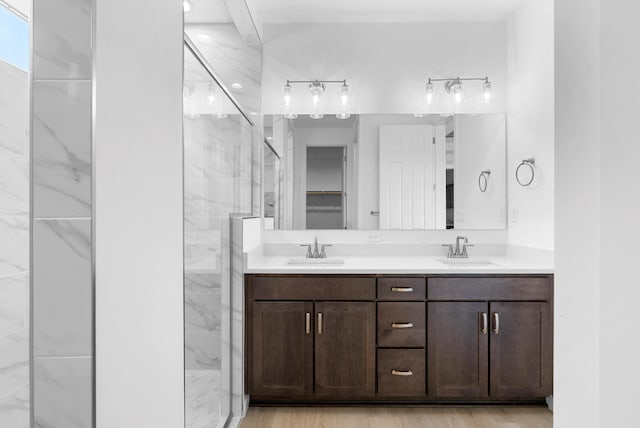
[246,276,376,399]
[427,278,553,399]
[246,274,553,403]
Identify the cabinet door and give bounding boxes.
[428,302,489,398]
[490,302,553,398]
[250,302,313,396]
[315,302,376,397]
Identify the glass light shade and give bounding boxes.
[452,82,464,104]
[425,82,434,105]
[283,84,292,109]
[337,83,350,119]
[207,84,216,107]
[309,82,324,119]
[183,0,192,12]
[482,80,492,104]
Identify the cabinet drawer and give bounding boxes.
[377,349,426,397]
[252,276,375,301]
[378,302,426,347]
[428,277,552,301]
[377,277,426,301]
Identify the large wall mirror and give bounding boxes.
[264,114,506,230]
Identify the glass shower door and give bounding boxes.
[183,46,252,428]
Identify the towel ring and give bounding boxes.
[516,158,536,187]
[478,170,491,192]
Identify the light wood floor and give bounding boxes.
[240,406,552,428]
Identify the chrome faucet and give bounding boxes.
[301,236,332,258]
[441,236,474,258]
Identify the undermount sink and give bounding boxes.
[287,257,345,266]
[437,257,496,266]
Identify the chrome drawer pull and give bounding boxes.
[492,312,500,335]
[305,312,311,335]
[391,287,413,293]
[391,369,413,376]
[481,312,488,335]
[391,322,414,329]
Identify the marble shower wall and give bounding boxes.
[31,0,94,427]
[0,60,30,428]
[184,113,252,371]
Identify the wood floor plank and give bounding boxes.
[240,406,552,428]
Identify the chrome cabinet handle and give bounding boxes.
[391,287,413,293]
[305,312,311,335]
[492,312,500,334]
[481,312,488,335]
[391,370,413,376]
[391,322,414,329]
[317,312,323,335]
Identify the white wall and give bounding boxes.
[455,115,506,229]
[262,23,506,115]
[599,0,640,425]
[555,0,600,426]
[506,0,555,250]
[94,1,184,427]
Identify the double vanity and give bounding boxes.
[243,239,553,404]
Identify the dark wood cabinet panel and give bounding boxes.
[315,302,376,398]
[427,302,489,398]
[378,302,426,347]
[246,274,553,403]
[377,277,426,301]
[378,349,426,397]
[253,276,375,301]
[489,302,553,398]
[428,277,552,301]
[250,302,313,397]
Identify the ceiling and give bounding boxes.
[245,0,524,24]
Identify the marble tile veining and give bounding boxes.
[185,292,221,331]
[33,80,92,218]
[185,329,221,370]
[186,370,221,428]
[0,158,29,216]
[33,357,92,428]
[0,384,29,428]
[33,0,92,79]
[33,219,92,357]
[0,216,29,277]
[0,329,29,397]
[0,273,29,335]
[0,61,28,158]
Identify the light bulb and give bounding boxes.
[340,83,350,108]
[207,84,216,107]
[309,81,324,119]
[183,0,192,12]
[482,80,492,103]
[283,83,292,109]
[425,82,434,105]
[337,83,350,119]
[452,81,463,105]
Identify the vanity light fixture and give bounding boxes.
[282,83,297,119]
[336,82,351,119]
[183,0,193,12]
[426,76,494,106]
[282,79,351,120]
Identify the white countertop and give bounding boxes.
[245,255,553,275]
